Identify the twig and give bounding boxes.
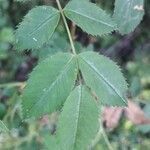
[56,0,77,55]
[100,121,114,150]
[0,82,25,88]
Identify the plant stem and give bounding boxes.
[56,0,77,55]
[100,122,114,150]
[0,82,25,88]
[90,127,102,149]
[90,121,114,150]
[71,23,76,40]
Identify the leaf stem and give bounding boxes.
[90,127,102,149]
[100,121,114,150]
[90,118,114,150]
[56,0,77,55]
[0,82,25,88]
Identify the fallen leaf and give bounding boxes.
[125,101,150,124]
[102,107,123,129]
[102,100,150,130]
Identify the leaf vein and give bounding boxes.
[80,57,126,103]
[65,9,114,28]
[72,86,82,149]
[28,13,59,37]
[26,56,74,115]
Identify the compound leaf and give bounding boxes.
[15,6,60,50]
[78,51,128,106]
[56,85,99,150]
[113,0,144,34]
[64,1,117,36]
[22,53,78,119]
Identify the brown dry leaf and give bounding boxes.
[102,107,123,129]
[125,100,150,124]
[102,100,150,130]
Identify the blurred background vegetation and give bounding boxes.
[0,0,150,149]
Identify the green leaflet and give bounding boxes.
[72,0,89,1]
[43,134,59,150]
[15,0,31,2]
[56,85,99,150]
[64,1,117,36]
[78,51,128,106]
[0,120,9,133]
[15,6,60,50]
[22,53,78,119]
[113,0,144,34]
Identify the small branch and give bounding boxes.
[71,23,76,40]
[0,82,25,88]
[56,0,77,55]
[90,127,102,149]
[100,122,114,150]
[90,107,113,150]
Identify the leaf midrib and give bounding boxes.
[64,9,115,28]
[26,56,75,115]
[80,57,127,104]
[72,86,82,149]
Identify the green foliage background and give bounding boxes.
[0,0,150,149]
